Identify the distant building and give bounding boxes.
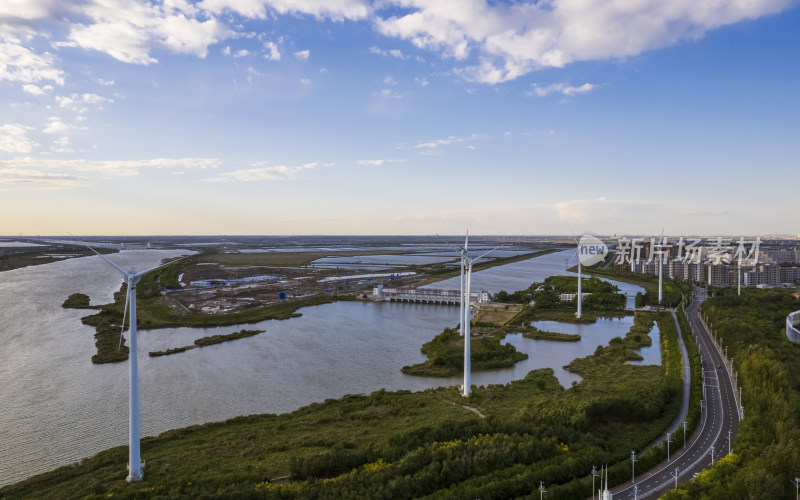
[559,293,592,302]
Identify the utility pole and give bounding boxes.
[666,432,672,463]
[672,467,679,489]
[591,465,598,500]
[633,484,639,500]
[728,429,732,455]
[683,420,687,448]
[791,477,800,500]
[539,481,546,500]
[631,451,637,484]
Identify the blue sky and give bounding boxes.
[1,0,798,236]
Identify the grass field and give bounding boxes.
[1,308,683,500]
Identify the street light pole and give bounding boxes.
[631,451,637,484]
[666,432,672,463]
[673,467,679,489]
[539,481,546,500]
[683,420,687,448]
[591,466,598,500]
[791,477,800,500]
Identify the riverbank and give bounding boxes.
[0,308,684,500]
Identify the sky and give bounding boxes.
[1,0,798,236]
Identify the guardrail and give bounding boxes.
[787,311,800,343]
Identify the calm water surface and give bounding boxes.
[0,249,649,486]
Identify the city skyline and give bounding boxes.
[1,0,798,236]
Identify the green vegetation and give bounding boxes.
[401,327,528,376]
[61,293,98,309]
[578,265,691,309]
[80,270,334,364]
[1,306,684,500]
[194,329,264,347]
[522,329,581,342]
[496,275,626,313]
[149,345,195,357]
[663,288,800,499]
[149,329,265,357]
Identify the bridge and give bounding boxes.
[372,285,489,305]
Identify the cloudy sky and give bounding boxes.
[1,0,798,236]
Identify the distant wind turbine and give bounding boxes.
[85,244,183,482]
[438,232,499,397]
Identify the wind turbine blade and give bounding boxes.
[84,243,129,276]
[473,245,501,262]
[568,227,579,244]
[118,285,130,352]
[434,233,466,256]
[132,255,189,279]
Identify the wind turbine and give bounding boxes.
[658,230,665,305]
[85,244,182,482]
[437,233,499,397]
[462,242,500,396]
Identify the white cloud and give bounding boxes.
[0,156,220,176]
[51,136,73,152]
[205,162,320,182]
[414,136,464,149]
[56,93,114,113]
[375,0,797,84]
[299,78,312,86]
[56,0,228,65]
[264,41,280,61]
[0,42,65,87]
[0,124,37,153]
[234,48,249,57]
[0,168,86,189]
[356,159,405,166]
[369,45,408,59]
[376,88,401,99]
[383,75,397,85]
[294,49,310,60]
[415,76,429,87]
[199,0,369,21]
[42,117,70,134]
[96,77,115,86]
[528,82,595,97]
[553,197,662,225]
[22,84,52,95]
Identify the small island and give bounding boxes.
[61,293,99,309]
[149,329,265,357]
[401,327,528,376]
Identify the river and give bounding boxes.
[0,249,645,486]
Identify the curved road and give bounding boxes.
[610,288,739,499]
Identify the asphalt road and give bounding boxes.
[609,288,740,499]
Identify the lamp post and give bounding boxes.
[683,420,687,448]
[631,451,637,484]
[591,466,598,500]
[539,481,546,500]
[672,467,679,489]
[791,477,800,500]
[666,432,672,463]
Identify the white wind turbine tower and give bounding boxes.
[572,234,608,319]
[438,233,499,397]
[86,244,182,482]
[657,229,664,305]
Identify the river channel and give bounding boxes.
[0,249,647,486]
